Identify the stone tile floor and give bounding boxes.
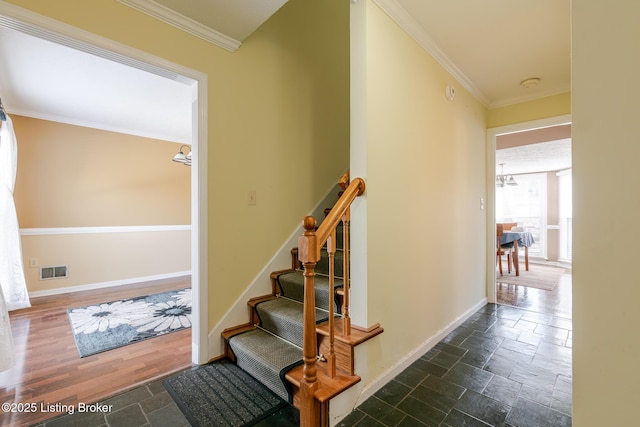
[33,378,190,427]
[32,375,299,427]
[35,303,572,427]
[337,303,572,427]
[31,264,571,426]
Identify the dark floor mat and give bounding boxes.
[164,359,294,427]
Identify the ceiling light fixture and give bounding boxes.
[496,163,518,187]
[172,145,192,166]
[520,77,540,89]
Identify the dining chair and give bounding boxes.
[496,222,518,275]
[509,226,529,271]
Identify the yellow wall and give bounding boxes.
[487,92,571,129]
[4,0,351,329]
[206,0,350,327]
[572,1,640,425]
[345,0,487,411]
[11,116,191,292]
[15,3,637,425]
[11,2,640,425]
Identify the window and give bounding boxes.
[496,173,547,257]
[558,169,572,261]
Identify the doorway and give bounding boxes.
[487,115,572,307]
[0,5,209,364]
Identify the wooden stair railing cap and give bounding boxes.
[298,176,365,262]
[313,177,365,249]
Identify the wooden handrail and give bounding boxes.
[297,173,365,427]
[312,177,365,251]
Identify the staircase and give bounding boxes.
[221,173,383,426]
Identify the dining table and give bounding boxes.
[500,230,535,276]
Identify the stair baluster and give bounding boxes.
[327,229,337,378]
[299,216,320,427]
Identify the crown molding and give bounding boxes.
[0,0,206,84]
[116,0,241,52]
[372,0,490,107]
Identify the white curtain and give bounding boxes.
[0,115,30,311]
[0,289,15,371]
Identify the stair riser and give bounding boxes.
[318,336,354,375]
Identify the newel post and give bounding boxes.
[298,216,321,426]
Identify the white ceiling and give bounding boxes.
[0,0,571,153]
[0,25,193,144]
[151,0,289,42]
[496,139,572,175]
[393,0,570,107]
[496,124,572,175]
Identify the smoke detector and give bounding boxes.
[445,84,455,101]
[520,77,540,89]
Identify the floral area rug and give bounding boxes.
[67,288,191,357]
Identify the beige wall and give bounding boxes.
[12,116,191,292]
[4,0,351,330]
[13,116,190,227]
[572,2,640,425]
[22,230,190,292]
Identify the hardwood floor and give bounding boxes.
[0,277,193,427]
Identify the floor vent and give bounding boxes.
[40,265,68,280]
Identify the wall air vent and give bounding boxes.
[40,265,69,280]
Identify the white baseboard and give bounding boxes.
[330,297,488,425]
[28,271,191,298]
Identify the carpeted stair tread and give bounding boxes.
[256,298,330,348]
[163,358,291,427]
[276,270,343,312]
[228,328,303,402]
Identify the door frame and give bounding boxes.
[486,114,571,303]
[0,2,210,364]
